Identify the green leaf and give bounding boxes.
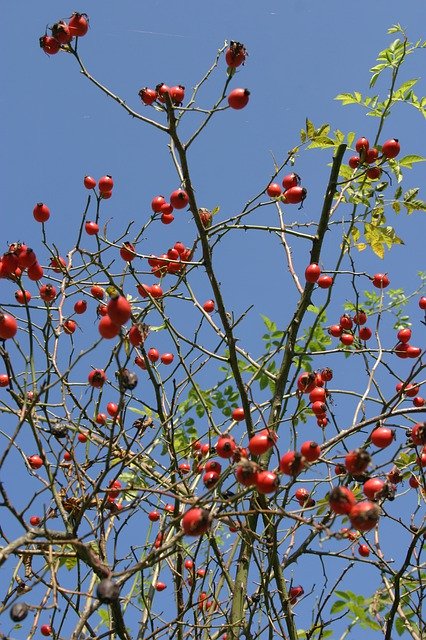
[398,154,426,168]
[307,136,335,149]
[331,600,347,613]
[306,118,315,138]
[261,314,277,333]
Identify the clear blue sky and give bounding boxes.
[1,2,425,638]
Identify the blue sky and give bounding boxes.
[1,1,426,638]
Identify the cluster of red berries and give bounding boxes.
[297,368,332,427]
[146,242,193,278]
[223,42,251,110]
[348,136,401,180]
[327,310,373,347]
[139,84,186,107]
[396,379,424,408]
[304,263,333,288]
[393,326,422,360]
[151,190,189,224]
[266,173,307,205]
[134,349,174,369]
[39,13,89,55]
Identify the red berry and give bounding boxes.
[397,327,411,343]
[266,183,282,198]
[340,333,354,346]
[139,87,158,105]
[413,397,425,407]
[358,544,370,557]
[355,137,369,153]
[98,316,121,339]
[203,299,215,313]
[295,487,310,502]
[151,195,166,212]
[63,319,77,335]
[228,88,250,110]
[279,451,305,476]
[349,501,380,532]
[255,470,279,494]
[15,290,31,304]
[317,275,333,289]
[225,41,247,68]
[170,85,185,105]
[232,407,245,422]
[40,624,52,636]
[282,173,301,190]
[0,313,18,339]
[297,372,317,393]
[248,430,277,456]
[68,12,89,37]
[88,369,107,388]
[311,401,327,415]
[300,440,321,462]
[51,21,72,44]
[120,242,136,262]
[411,423,426,446]
[339,314,353,330]
[77,433,88,443]
[85,221,99,236]
[50,257,66,273]
[348,156,360,169]
[381,138,400,159]
[27,262,43,281]
[181,508,211,536]
[91,285,105,300]
[359,326,372,340]
[363,477,385,500]
[370,426,394,448]
[203,471,220,489]
[235,460,259,487]
[107,295,132,325]
[0,374,10,387]
[372,273,390,288]
[96,413,107,425]
[40,35,60,55]
[160,353,174,365]
[216,434,237,458]
[147,348,159,363]
[155,581,167,592]
[27,454,43,470]
[367,166,382,180]
[365,148,379,164]
[29,516,41,526]
[156,83,170,103]
[15,245,35,268]
[33,202,50,223]
[170,189,189,209]
[148,510,160,521]
[328,486,356,515]
[309,387,326,403]
[353,310,367,325]
[107,402,119,417]
[289,585,304,604]
[305,263,321,283]
[84,175,96,189]
[320,368,333,382]
[74,299,87,314]
[284,186,307,204]
[98,175,114,193]
[419,297,426,310]
[345,449,371,475]
[409,476,420,489]
[406,345,421,358]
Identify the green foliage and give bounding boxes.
[331,590,382,630]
